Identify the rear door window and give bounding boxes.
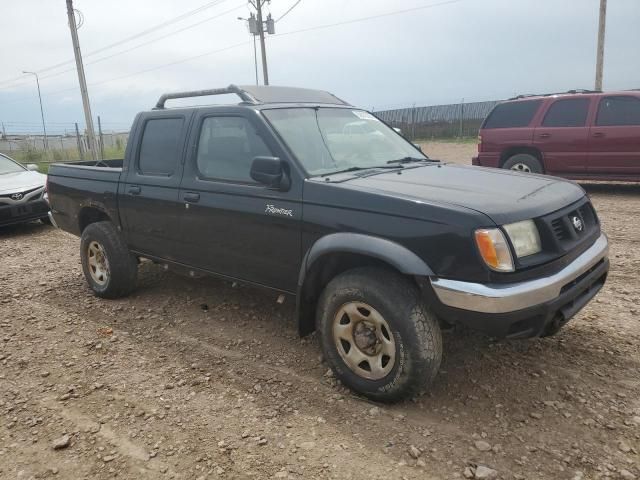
[483,100,542,129]
[138,118,184,176]
[596,96,640,126]
[541,98,590,127]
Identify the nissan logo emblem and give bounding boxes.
[571,215,584,232]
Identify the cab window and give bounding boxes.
[196,116,273,183]
[138,118,184,176]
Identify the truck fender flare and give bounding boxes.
[77,201,114,231]
[295,233,434,335]
[302,233,434,280]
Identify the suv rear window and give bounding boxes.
[542,98,590,127]
[596,96,640,126]
[483,100,541,129]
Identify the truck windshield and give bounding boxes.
[263,108,427,176]
[0,155,26,174]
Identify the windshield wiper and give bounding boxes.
[320,165,403,177]
[386,156,436,165]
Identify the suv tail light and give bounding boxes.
[477,135,483,153]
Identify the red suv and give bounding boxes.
[473,90,640,181]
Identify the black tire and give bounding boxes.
[80,221,137,299]
[502,153,543,174]
[316,267,442,402]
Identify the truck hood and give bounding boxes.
[341,163,585,225]
[0,170,46,195]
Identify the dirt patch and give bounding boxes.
[419,140,477,165]
[1,151,639,479]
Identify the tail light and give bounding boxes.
[477,135,483,153]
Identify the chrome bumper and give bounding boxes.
[431,233,609,314]
[48,211,58,228]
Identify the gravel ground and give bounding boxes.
[1,142,639,480]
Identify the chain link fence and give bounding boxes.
[374,99,501,140]
[1,99,502,167]
[0,128,129,167]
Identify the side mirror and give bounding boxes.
[26,163,39,171]
[250,156,290,190]
[393,127,403,135]
[413,143,423,152]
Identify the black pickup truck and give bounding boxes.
[48,85,609,401]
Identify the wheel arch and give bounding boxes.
[78,205,113,233]
[296,233,434,337]
[500,146,544,170]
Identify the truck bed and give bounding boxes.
[47,159,124,236]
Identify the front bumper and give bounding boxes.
[429,233,609,338]
[0,199,50,227]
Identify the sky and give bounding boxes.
[0,0,639,135]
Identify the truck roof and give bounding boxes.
[154,84,350,110]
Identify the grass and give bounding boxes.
[6,145,126,174]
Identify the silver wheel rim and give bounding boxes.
[332,302,396,380]
[87,241,110,286]
[510,162,532,173]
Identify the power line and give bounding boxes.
[88,41,251,88]
[271,0,465,38]
[76,0,234,59]
[7,39,250,103]
[0,1,246,93]
[275,0,302,22]
[1,0,466,107]
[0,0,235,87]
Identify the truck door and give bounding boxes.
[589,95,640,175]
[176,109,302,293]
[533,97,591,174]
[118,113,191,260]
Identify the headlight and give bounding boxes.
[475,228,514,272]
[503,219,541,258]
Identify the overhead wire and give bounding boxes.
[0,1,246,92]
[1,0,465,107]
[275,0,302,22]
[0,0,235,86]
[271,0,464,38]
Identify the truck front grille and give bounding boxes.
[540,199,600,255]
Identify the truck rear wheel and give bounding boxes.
[80,221,137,299]
[316,267,442,402]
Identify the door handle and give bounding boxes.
[538,133,551,138]
[128,185,141,195]
[183,192,200,203]
[592,132,605,137]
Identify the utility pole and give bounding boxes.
[75,122,84,161]
[255,0,269,85]
[97,115,104,160]
[245,1,275,85]
[238,15,259,85]
[66,0,98,161]
[22,71,48,152]
[252,35,259,86]
[595,0,607,91]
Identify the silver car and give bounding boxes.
[0,153,50,227]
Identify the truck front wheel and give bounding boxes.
[316,267,442,402]
[80,221,137,299]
